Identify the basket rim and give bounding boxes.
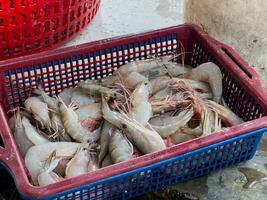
[0,23,267,198]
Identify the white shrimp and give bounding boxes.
[25,142,81,185]
[13,110,34,156]
[36,82,59,112]
[149,109,194,138]
[170,132,196,145]
[22,117,50,145]
[98,121,113,165]
[87,153,99,172]
[150,92,191,114]
[123,72,148,89]
[25,96,52,131]
[101,154,113,168]
[75,103,102,121]
[78,82,124,100]
[113,55,170,76]
[37,151,64,186]
[66,144,98,179]
[8,110,32,133]
[128,81,152,125]
[58,88,75,106]
[71,89,96,106]
[149,76,171,96]
[65,147,90,179]
[59,99,101,143]
[206,100,243,126]
[149,87,172,101]
[184,62,223,103]
[102,96,166,154]
[50,113,72,142]
[142,62,192,78]
[109,129,133,164]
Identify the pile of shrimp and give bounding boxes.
[8,54,243,186]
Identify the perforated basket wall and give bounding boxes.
[0,24,266,199]
[0,0,100,60]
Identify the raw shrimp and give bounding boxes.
[150,92,191,114]
[181,126,203,136]
[128,81,152,125]
[71,89,96,106]
[142,62,192,78]
[102,96,166,154]
[36,82,59,112]
[50,113,71,142]
[58,88,75,106]
[75,103,102,121]
[65,147,90,179]
[150,109,194,138]
[59,99,101,143]
[13,111,33,156]
[206,100,243,126]
[22,117,50,145]
[25,96,52,131]
[66,143,98,178]
[149,76,171,96]
[25,142,81,185]
[78,82,124,100]
[149,87,172,101]
[184,62,223,103]
[170,132,196,145]
[98,121,113,165]
[123,72,148,89]
[109,129,133,164]
[37,151,64,186]
[8,110,33,133]
[113,55,170,76]
[87,153,99,172]
[101,154,113,168]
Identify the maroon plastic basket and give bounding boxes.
[0,24,266,199]
[0,0,100,60]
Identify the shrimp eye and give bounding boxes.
[122,124,127,129]
[144,82,148,85]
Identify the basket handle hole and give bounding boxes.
[221,47,252,79]
[0,131,5,149]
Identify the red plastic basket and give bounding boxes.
[0,24,267,199]
[0,0,100,60]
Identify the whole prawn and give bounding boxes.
[59,99,101,143]
[102,96,166,154]
[25,142,81,185]
[128,81,152,125]
[25,96,52,131]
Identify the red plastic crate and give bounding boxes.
[0,0,100,60]
[0,24,267,199]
